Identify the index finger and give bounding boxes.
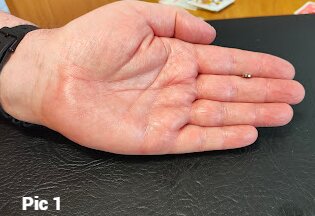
[195,45,295,79]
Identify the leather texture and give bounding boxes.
[0,15,314,216]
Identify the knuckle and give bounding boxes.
[220,127,229,150]
[196,75,207,97]
[191,100,207,122]
[228,76,238,101]
[227,50,237,75]
[264,78,271,102]
[219,102,229,125]
[253,104,261,126]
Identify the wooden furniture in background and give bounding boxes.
[6,0,311,28]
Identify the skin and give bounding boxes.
[0,1,305,155]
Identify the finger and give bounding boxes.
[197,75,305,104]
[127,1,216,44]
[195,45,295,79]
[190,100,293,127]
[171,125,258,154]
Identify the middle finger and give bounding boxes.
[190,100,293,127]
[196,74,305,104]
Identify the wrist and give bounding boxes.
[0,13,55,125]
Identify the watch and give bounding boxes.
[0,25,38,126]
[0,25,38,71]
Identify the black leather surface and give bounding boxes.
[0,15,314,216]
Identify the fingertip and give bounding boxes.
[287,61,296,79]
[265,54,296,79]
[280,59,295,79]
[195,19,217,44]
[290,81,306,105]
[284,104,294,126]
[276,104,294,126]
[223,125,258,149]
[260,103,294,127]
[206,23,217,44]
[176,10,216,44]
[239,126,258,147]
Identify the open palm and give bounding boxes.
[13,1,305,154]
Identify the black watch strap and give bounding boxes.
[0,25,38,127]
[0,25,38,71]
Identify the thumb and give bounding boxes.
[128,1,216,44]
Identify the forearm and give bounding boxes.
[0,11,34,27]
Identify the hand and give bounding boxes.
[0,1,305,155]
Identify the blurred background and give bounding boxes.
[1,0,314,28]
